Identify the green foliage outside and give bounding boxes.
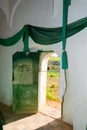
[47,71,60,78]
[46,84,60,101]
[46,56,61,102]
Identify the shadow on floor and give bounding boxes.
[0,103,73,130]
[0,103,34,124]
[36,119,73,130]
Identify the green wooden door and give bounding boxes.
[12,52,40,114]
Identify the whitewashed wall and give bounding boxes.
[0,0,87,130]
[64,28,87,130]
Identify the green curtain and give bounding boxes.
[61,0,71,69]
[0,17,87,69]
[0,26,26,46]
[0,17,87,47]
[29,17,87,45]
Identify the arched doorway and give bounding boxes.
[38,51,61,119]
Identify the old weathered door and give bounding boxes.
[12,52,40,114]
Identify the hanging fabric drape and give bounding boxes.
[0,17,86,46]
[29,17,87,45]
[23,26,29,52]
[0,26,25,46]
[0,17,87,68]
[62,0,71,69]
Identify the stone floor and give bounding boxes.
[2,104,73,130]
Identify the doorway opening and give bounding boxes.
[46,53,61,109]
[39,52,62,119]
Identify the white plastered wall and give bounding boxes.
[63,28,87,130]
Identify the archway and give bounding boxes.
[38,51,61,118]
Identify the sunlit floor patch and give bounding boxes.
[3,113,54,130]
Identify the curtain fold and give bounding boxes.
[0,17,87,69]
[0,17,87,47]
[30,17,87,45]
[0,26,25,46]
[23,26,29,52]
[61,0,71,69]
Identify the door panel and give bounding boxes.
[13,52,40,114]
